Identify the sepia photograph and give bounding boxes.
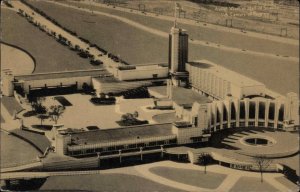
[0,0,299,191]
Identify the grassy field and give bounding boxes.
[40,173,185,191]
[275,176,299,191]
[1,9,97,73]
[25,2,298,95]
[61,1,299,58]
[229,177,279,192]
[150,166,227,189]
[0,132,40,167]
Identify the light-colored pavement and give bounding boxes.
[116,98,175,124]
[1,43,35,75]
[48,1,298,63]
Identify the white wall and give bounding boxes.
[117,67,168,81]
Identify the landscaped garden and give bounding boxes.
[149,166,227,189]
[1,9,96,73]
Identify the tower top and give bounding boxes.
[174,3,181,28]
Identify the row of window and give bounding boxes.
[68,139,177,156]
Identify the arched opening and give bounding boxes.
[240,101,245,119]
[249,101,256,119]
[231,102,236,120]
[216,108,221,123]
[278,104,284,122]
[223,104,228,122]
[269,102,275,120]
[259,102,265,119]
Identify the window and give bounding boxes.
[193,116,198,127]
[153,74,158,78]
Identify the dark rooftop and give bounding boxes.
[173,121,192,128]
[65,123,174,145]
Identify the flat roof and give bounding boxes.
[66,123,174,145]
[188,60,265,87]
[172,87,211,106]
[148,86,211,106]
[15,69,110,81]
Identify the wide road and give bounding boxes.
[10,0,120,74]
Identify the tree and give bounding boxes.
[254,155,272,182]
[198,152,211,174]
[48,105,65,125]
[31,97,47,114]
[37,114,49,126]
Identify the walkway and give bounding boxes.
[48,1,298,63]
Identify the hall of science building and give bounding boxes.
[52,22,299,157]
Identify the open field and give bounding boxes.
[229,177,278,192]
[1,8,97,73]
[25,1,299,94]
[116,0,299,39]
[150,166,226,189]
[40,173,184,191]
[61,0,299,57]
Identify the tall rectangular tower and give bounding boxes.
[168,27,188,74]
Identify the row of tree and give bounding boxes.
[20,0,129,65]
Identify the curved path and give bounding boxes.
[1,43,35,75]
[50,1,298,63]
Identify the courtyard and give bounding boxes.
[21,93,175,130]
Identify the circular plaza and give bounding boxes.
[211,127,299,158]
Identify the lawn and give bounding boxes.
[229,177,278,192]
[0,132,41,167]
[149,166,227,189]
[1,9,97,73]
[1,96,23,116]
[40,173,185,192]
[25,2,299,95]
